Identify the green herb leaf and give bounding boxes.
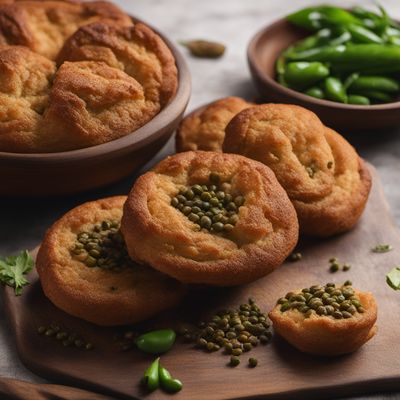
[372,244,393,253]
[0,250,34,295]
[386,266,400,290]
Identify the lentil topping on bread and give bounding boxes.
[176,96,252,152]
[36,196,185,326]
[0,0,178,152]
[223,104,371,236]
[121,151,299,286]
[269,283,377,356]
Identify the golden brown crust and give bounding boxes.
[36,196,185,326]
[0,0,131,60]
[0,1,178,153]
[176,97,252,152]
[57,21,178,109]
[223,104,371,237]
[269,289,377,356]
[121,151,299,286]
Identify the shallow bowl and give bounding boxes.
[247,18,400,132]
[0,16,191,197]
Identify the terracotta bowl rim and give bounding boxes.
[247,17,400,111]
[0,14,191,162]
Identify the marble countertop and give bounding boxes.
[0,0,400,398]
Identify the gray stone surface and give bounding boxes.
[0,0,399,398]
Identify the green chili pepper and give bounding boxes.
[159,365,183,393]
[347,23,384,44]
[283,61,329,88]
[286,44,400,74]
[135,329,176,354]
[287,6,361,31]
[344,72,360,89]
[347,94,370,105]
[349,76,399,93]
[142,357,160,392]
[328,29,352,46]
[304,86,325,99]
[351,90,394,103]
[323,77,347,103]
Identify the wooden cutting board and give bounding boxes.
[4,165,400,400]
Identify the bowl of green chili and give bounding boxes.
[247,5,400,131]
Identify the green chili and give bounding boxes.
[286,44,400,74]
[287,6,361,31]
[304,87,325,99]
[283,61,329,88]
[347,24,384,44]
[136,329,176,354]
[159,365,183,393]
[142,357,160,392]
[323,77,347,103]
[349,76,399,93]
[351,90,394,103]
[347,94,370,105]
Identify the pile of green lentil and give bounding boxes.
[170,172,244,233]
[277,281,365,319]
[181,298,271,368]
[37,323,93,350]
[71,219,134,271]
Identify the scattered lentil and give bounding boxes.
[287,252,302,262]
[37,323,93,350]
[180,298,271,368]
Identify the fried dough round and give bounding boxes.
[269,287,377,356]
[36,196,185,326]
[121,151,299,286]
[223,104,371,236]
[0,1,178,152]
[176,97,252,152]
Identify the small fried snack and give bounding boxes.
[176,97,252,152]
[37,196,185,326]
[269,282,377,356]
[121,151,299,286]
[223,104,371,236]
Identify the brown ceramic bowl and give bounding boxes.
[247,18,400,132]
[0,16,191,197]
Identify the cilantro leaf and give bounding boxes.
[0,250,34,295]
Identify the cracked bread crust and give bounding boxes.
[121,151,299,286]
[176,97,252,152]
[0,1,178,153]
[36,196,185,326]
[223,104,371,237]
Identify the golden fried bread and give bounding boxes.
[0,45,55,152]
[121,151,299,286]
[0,1,178,153]
[57,21,178,109]
[269,283,377,356]
[0,0,131,60]
[176,97,252,152]
[223,104,371,236]
[39,61,147,151]
[36,196,185,326]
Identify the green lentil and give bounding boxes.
[180,298,272,368]
[170,173,244,234]
[248,357,258,368]
[71,219,134,271]
[230,356,240,367]
[37,323,94,350]
[277,282,365,320]
[287,252,302,262]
